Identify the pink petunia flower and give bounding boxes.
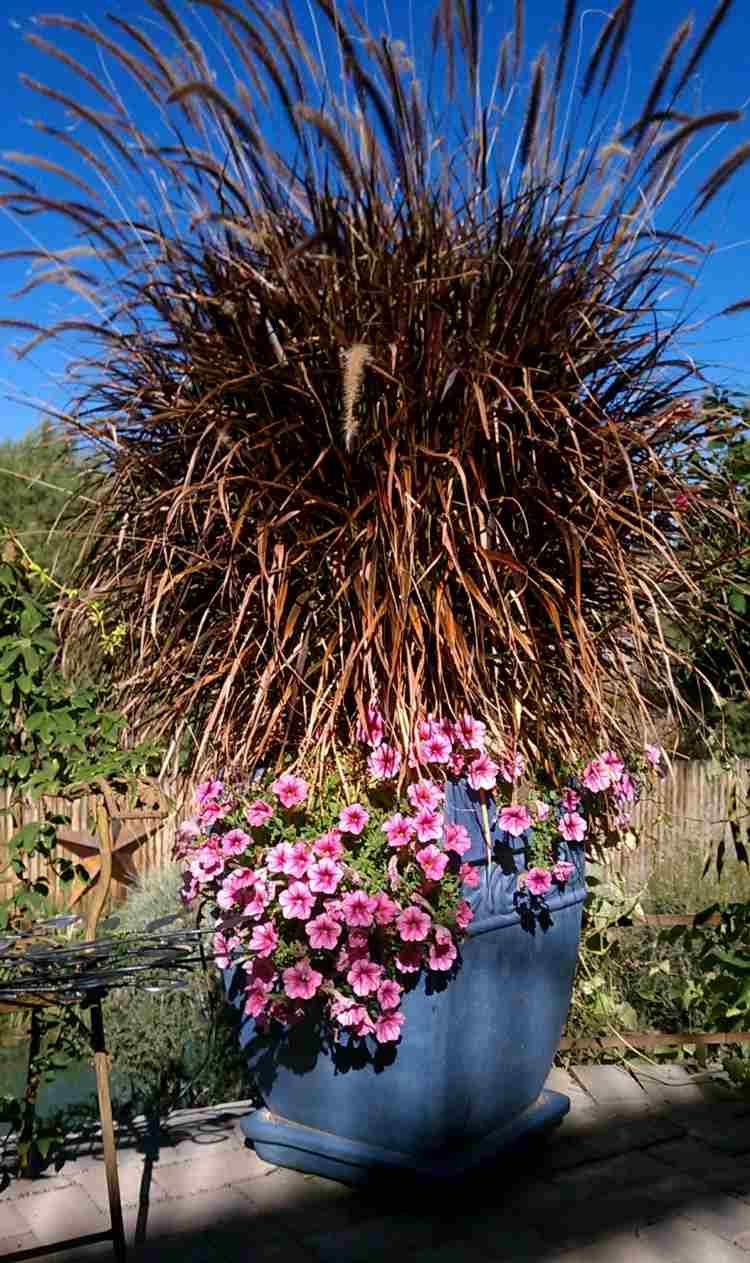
[357,701,384,748]
[308,857,343,895]
[460,862,480,888]
[348,958,383,996]
[552,860,575,884]
[382,813,416,848]
[582,758,611,793]
[212,930,240,969]
[313,830,344,859]
[216,866,255,910]
[397,905,432,942]
[559,811,587,843]
[600,750,624,782]
[367,744,402,780]
[266,842,295,874]
[200,801,230,828]
[196,779,223,805]
[377,979,403,1009]
[561,788,580,810]
[395,943,423,972]
[306,912,342,950]
[244,983,269,1018]
[244,877,273,919]
[467,752,499,791]
[443,823,471,855]
[407,780,445,811]
[616,772,636,803]
[341,890,377,928]
[283,958,323,1000]
[339,803,370,835]
[500,752,526,783]
[416,844,449,882]
[455,899,474,930]
[374,1010,405,1043]
[284,841,312,880]
[190,846,225,883]
[249,921,279,956]
[221,828,251,857]
[372,891,400,925]
[498,804,532,837]
[455,714,486,750]
[420,730,453,764]
[177,817,201,839]
[335,1001,369,1028]
[413,807,444,843]
[448,752,466,777]
[270,772,309,809]
[428,926,457,971]
[245,799,274,828]
[526,867,553,896]
[645,744,662,767]
[279,881,315,920]
[534,801,551,821]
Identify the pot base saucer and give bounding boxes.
[240,1088,569,1184]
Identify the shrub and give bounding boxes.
[103,863,252,1121]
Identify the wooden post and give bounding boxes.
[89,994,126,1262]
[85,796,127,1261]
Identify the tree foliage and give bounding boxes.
[673,393,750,756]
[0,423,88,585]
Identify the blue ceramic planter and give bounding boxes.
[225,778,586,1183]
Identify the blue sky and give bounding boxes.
[0,0,749,440]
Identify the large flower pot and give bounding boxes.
[225,779,586,1183]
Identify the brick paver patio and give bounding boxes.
[1,1062,750,1261]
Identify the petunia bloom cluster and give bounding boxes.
[179,714,660,1046]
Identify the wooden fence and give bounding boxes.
[609,758,750,891]
[0,779,191,918]
[0,759,748,914]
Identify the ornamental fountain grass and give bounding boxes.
[1,0,749,1178]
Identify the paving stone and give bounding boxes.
[302,1210,456,1262]
[553,1150,672,1201]
[239,1168,378,1237]
[72,1158,168,1211]
[542,1227,680,1263]
[685,1110,750,1156]
[0,1198,38,1248]
[629,1062,710,1109]
[152,1149,249,1198]
[0,1171,74,1200]
[537,1184,662,1246]
[648,1137,750,1189]
[411,1237,544,1263]
[447,1215,549,1260]
[11,1183,106,1248]
[679,1192,750,1244]
[545,1068,593,1103]
[572,1065,650,1108]
[640,1214,750,1262]
[127,1183,269,1244]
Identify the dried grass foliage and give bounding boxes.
[1,0,748,778]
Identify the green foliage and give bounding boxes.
[0,554,157,801]
[674,392,750,756]
[0,423,88,585]
[0,554,160,1177]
